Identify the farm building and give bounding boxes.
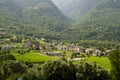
[72,58,85,61]
[44,52,62,56]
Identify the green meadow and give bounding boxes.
[12,50,111,70]
[64,51,111,70]
[12,52,57,63]
[86,56,111,70]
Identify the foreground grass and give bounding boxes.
[12,52,57,63]
[86,56,111,70]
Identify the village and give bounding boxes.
[0,36,112,61]
[0,37,113,80]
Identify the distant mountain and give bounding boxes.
[0,0,120,42]
[63,0,120,41]
[52,0,101,20]
[0,0,69,39]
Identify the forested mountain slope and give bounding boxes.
[0,0,24,37]
[0,0,69,39]
[0,0,120,42]
[62,0,120,42]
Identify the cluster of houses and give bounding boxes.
[0,43,11,54]
[85,48,112,57]
[55,44,85,52]
[42,43,112,57]
[18,39,84,52]
[0,38,112,57]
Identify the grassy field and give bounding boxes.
[12,50,111,70]
[52,51,111,70]
[12,52,58,63]
[86,56,111,70]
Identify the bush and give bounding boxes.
[42,59,76,80]
[0,58,111,80]
[3,61,27,78]
[76,62,110,80]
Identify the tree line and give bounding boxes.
[0,48,120,80]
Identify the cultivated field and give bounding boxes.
[12,51,111,70]
[12,52,57,63]
[86,56,111,70]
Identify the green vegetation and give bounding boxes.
[0,0,120,45]
[12,52,57,63]
[0,0,69,40]
[0,58,111,80]
[11,50,111,70]
[109,50,120,80]
[77,40,120,49]
[0,37,119,80]
[62,0,120,43]
[86,57,111,70]
[0,0,120,79]
[69,52,111,70]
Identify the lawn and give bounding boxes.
[86,56,111,70]
[12,52,57,63]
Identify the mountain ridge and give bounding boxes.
[52,0,101,20]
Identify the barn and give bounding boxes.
[44,52,62,56]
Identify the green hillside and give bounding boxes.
[0,0,69,39]
[0,0,120,44]
[0,0,24,37]
[63,0,120,42]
